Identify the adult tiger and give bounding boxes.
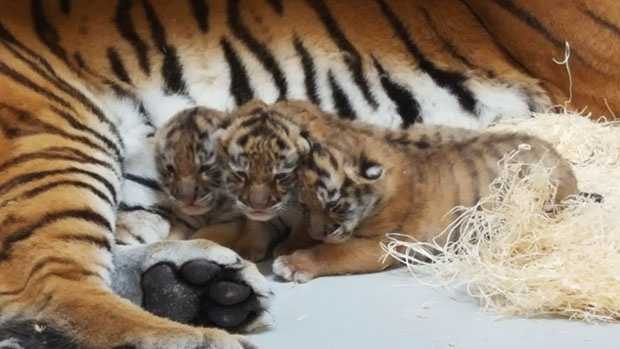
[0,1,617,348]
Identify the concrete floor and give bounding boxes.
[249,268,619,349]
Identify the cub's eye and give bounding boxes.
[232,170,247,180]
[283,159,298,171]
[199,164,211,173]
[165,164,176,174]
[274,172,294,181]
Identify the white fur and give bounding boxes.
[0,339,23,349]
[139,86,196,127]
[467,78,532,125]
[364,165,384,180]
[142,240,242,270]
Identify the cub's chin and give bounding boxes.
[244,209,276,222]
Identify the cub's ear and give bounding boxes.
[235,99,268,116]
[211,114,233,142]
[345,153,384,184]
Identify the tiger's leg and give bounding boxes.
[272,236,397,283]
[0,99,268,348]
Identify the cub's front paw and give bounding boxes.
[272,250,320,283]
[113,240,273,333]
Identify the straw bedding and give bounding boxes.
[383,111,620,322]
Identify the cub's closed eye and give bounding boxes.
[199,164,211,173]
[274,172,294,180]
[232,170,247,180]
[166,164,176,174]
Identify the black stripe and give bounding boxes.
[0,167,118,204]
[221,38,254,106]
[328,70,355,120]
[119,203,167,216]
[492,1,565,50]
[228,0,288,100]
[293,36,320,105]
[1,104,114,158]
[0,25,125,152]
[0,257,79,295]
[373,57,420,129]
[0,62,73,109]
[115,0,151,75]
[189,0,209,32]
[71,53,156,130]
[266,0,283,15]
[457,0,536,78]
[376,0,477,115]
[0,147,118,178]
[491,0,592,68]
[0,209,113,261]
[142,0,188,95]
[32,0,69,64]
[107,47,133,84]
[56,233,112,251]
[9,180,115,207]
[118,203,196,230]
[418,6,477,71]
[50,107,123,160]
[124,173,162,191]
[59,0,71,14]
[583,8,620,37]
[306,0,377,108]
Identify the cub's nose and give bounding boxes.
[173,177,196,205]
[248,184,271,209]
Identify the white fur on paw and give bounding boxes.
[0,339,24,349]
[272,256,313,283]
[143,240,243,271]
[207,334,255,349]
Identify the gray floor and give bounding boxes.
[249,268,619,349]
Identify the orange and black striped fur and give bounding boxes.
[266,102,578,282]
[0,0,618,348]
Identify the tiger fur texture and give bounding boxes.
[0,0,618,348]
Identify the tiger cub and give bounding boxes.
[216,100,485,259]
[265,102,577,283]
[216,101,317,259]
[155,107,278,260]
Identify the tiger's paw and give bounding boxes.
[112,240,273,333]
[272,250,320,283]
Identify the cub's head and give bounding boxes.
[155,107,228,216]
[300,142,384,243]
[218,100,311,221]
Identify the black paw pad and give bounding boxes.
[181,259,222,286]
[141,259,262,331]
[142,263,201,324]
